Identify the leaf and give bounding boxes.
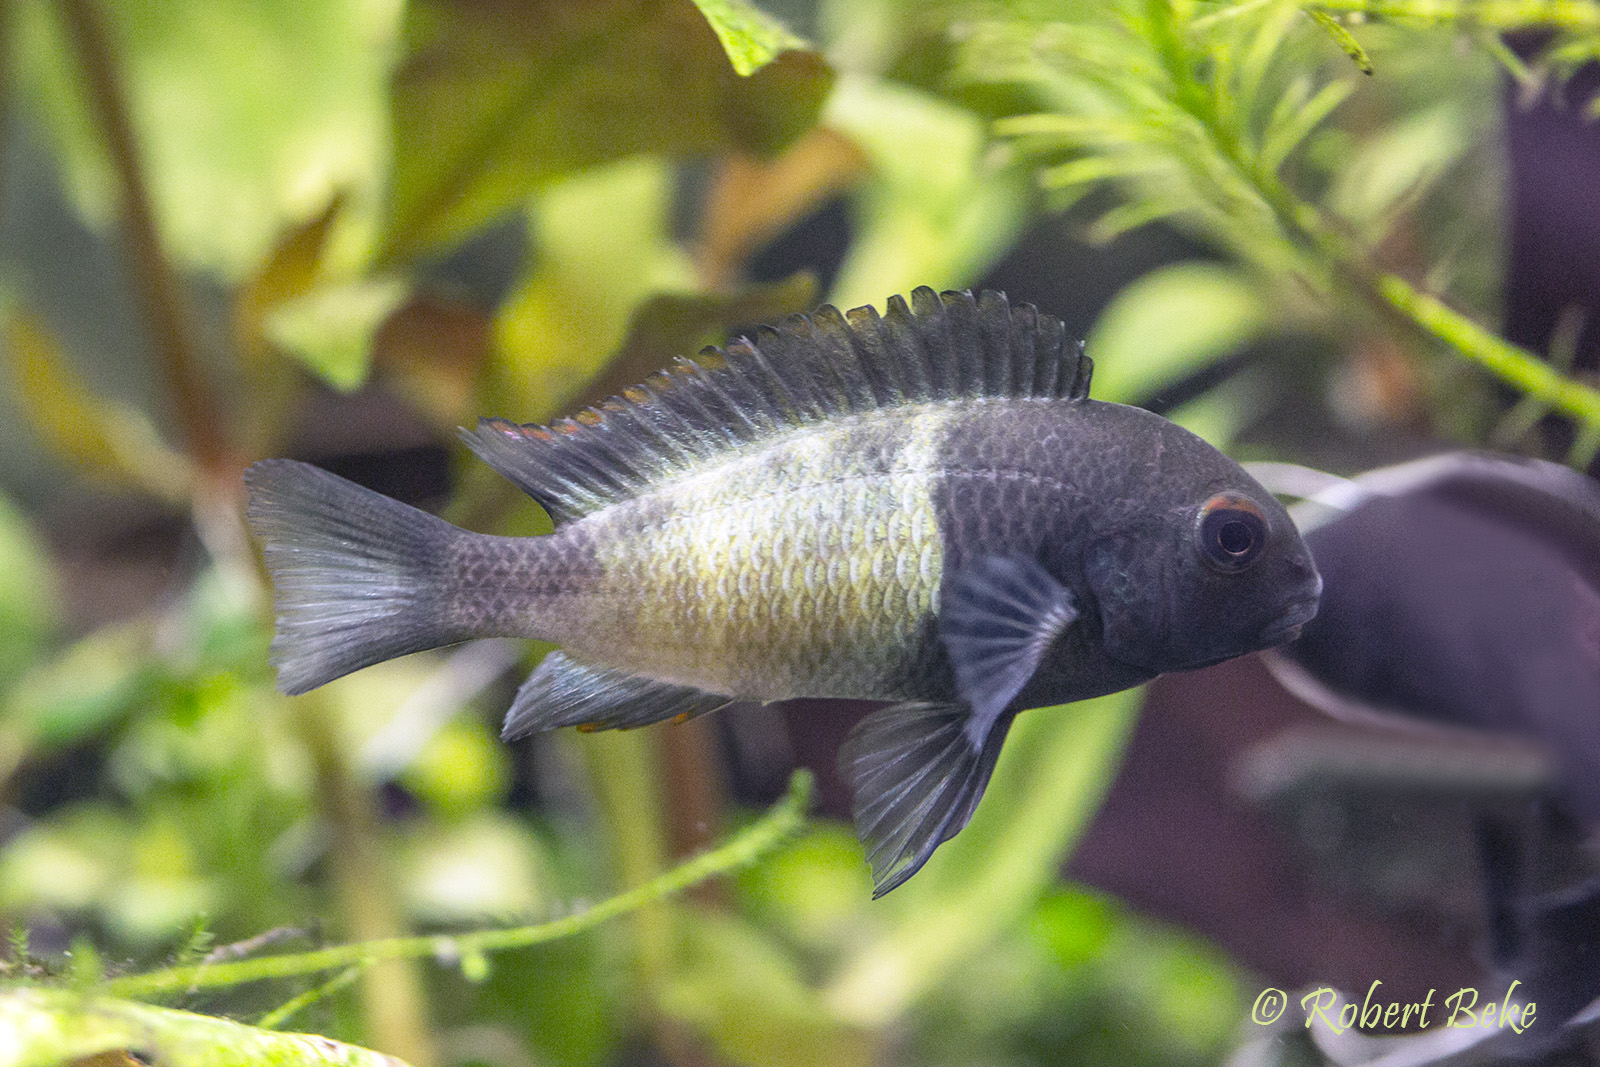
[3,309,193,501]
[735,823,875,954]
[399,717,512,820]
[11,0,396,280]
[398,813,549,923]
[382,0,833,260]
[0,987,411,1067]
[1326,103,1468,237]
[824,77,1032,307]
[825,687,1141,1025]
[4,622,155,750]
[489,158,697,420]
[690,0,810,76]
[1305,8,1374,75]
[370,293,494,429]
[235,195,346,371]
[1085,262,1269,404]
[262,278,409,392]
[1257,76,1354,177]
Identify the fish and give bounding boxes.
[245,286,1322,896]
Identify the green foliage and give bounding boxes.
[0,987,412,1067]
[970,0,1600,447]
[10,0,394,280]
[690,0,811,75]
[1086,261,1267,405]
[383,0,831,260]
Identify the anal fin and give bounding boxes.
[503,652,731,741]
[840,702,1013,897]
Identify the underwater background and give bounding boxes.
[1,0,1598,1064]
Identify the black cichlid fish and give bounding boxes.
[246,287,1322,895]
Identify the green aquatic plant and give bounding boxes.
[967,0,1600,459]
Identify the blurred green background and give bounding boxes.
[1,0,1597,1063]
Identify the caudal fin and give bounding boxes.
[244,459,467,695]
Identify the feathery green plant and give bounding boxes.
[967,0,1600,459]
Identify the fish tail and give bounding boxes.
[245,459,471,695]
[840,703,1014,897]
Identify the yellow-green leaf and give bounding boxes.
[262,278,409,392]
[1085,262,1269,405]
[690,0,809,76]
[383,0,832,259]
[0,988,410,1067]
[583,273,819,410]
[12,0,395,280]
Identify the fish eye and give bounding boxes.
[1195,493,1267,573]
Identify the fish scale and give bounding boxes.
[565,407,948,698]
[245,286,1320,896]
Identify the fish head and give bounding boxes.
[1082,413,1321,675]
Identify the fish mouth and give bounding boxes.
[1259,598,1320,647]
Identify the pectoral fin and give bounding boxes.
[840,702,1014,897]
[940,555,1078,738]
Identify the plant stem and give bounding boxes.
[100,770,812,1001]
[1307,0,1600,31]
[1377,275,1600,425]
[296,699,437,1067]
[58,0,229,478]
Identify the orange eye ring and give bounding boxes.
[1196,493,1267,573]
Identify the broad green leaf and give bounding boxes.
[1085,262,1269,405]
[0,804,214,947]
[698,128,870,286]
[262,278,409,392]
[662,910,874,1067]
[236,196,346,371]
[736,823,876,955]
[490,158,696,420]
[0,809,119,914]
[826,687,1141,1025]
[371,294,493,429]
[0,988,412,1067]
[383,0,832,259]
[103,815,219,946]
[11,0,397,280]
[824,76,1031,307]
[690,0,809,76]
[1030,887,1249,1062]
[233,198,349,452]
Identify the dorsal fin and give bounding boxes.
[460,287,1092,523]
